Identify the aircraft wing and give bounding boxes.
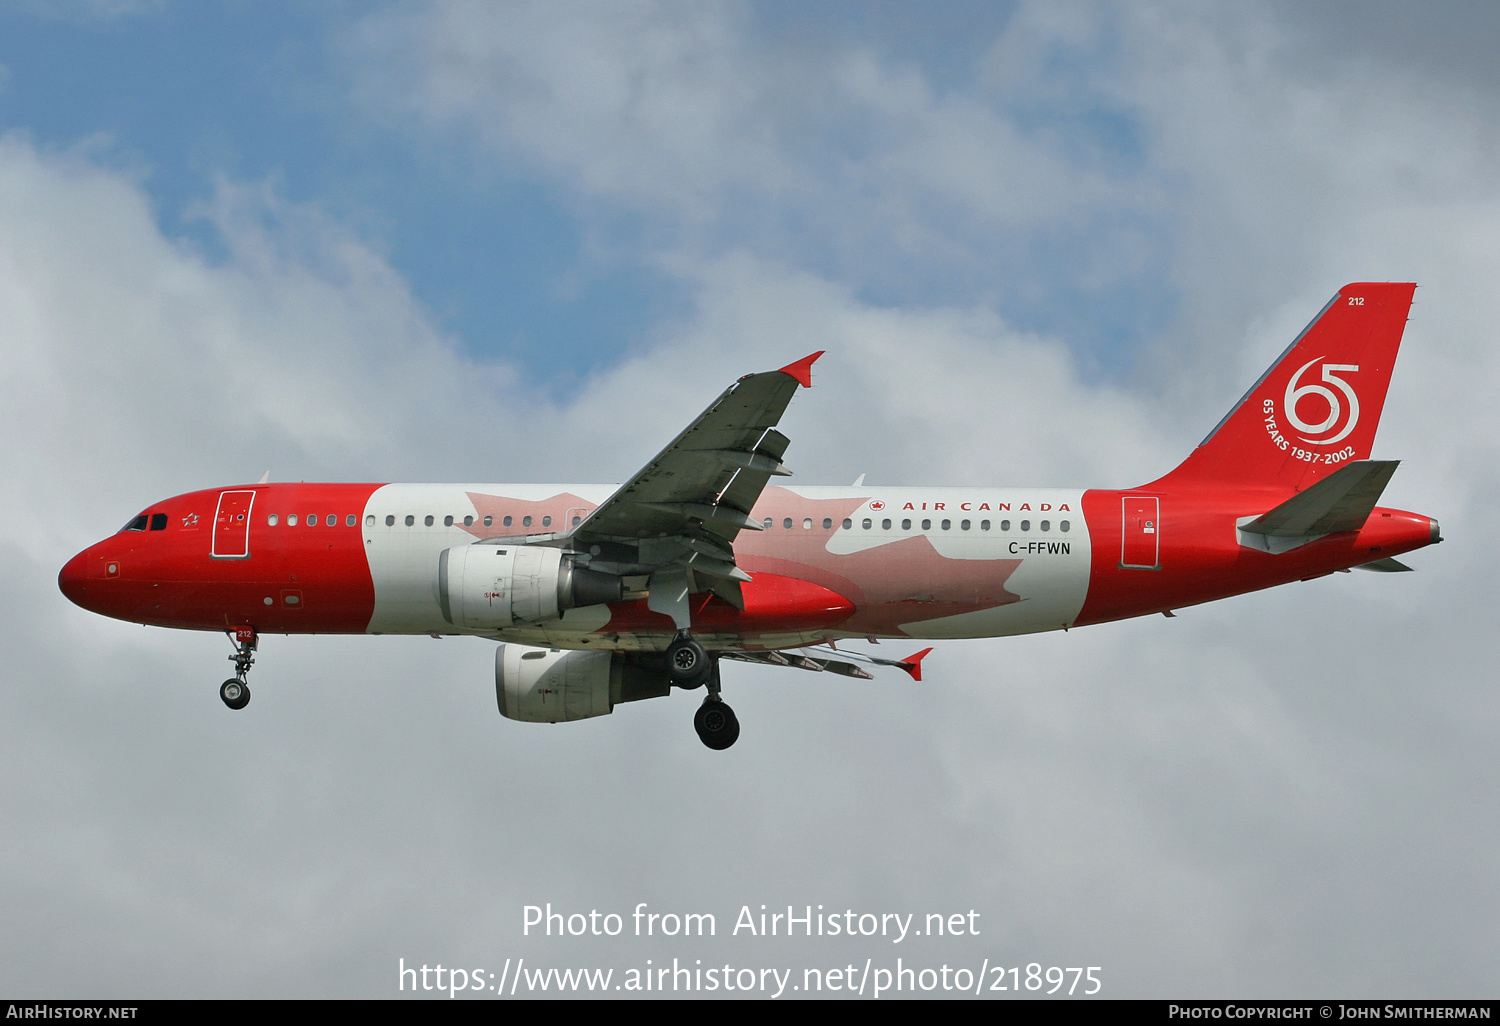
[722,645,933,681]
[569,352,822,624]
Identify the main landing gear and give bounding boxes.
[667,640,737,750]
[666,633,710,689]
[220,627,256,710]
[694,693,739,751]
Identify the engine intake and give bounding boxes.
[495,645,671,723]
[438,545,621,628]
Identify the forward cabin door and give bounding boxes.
[1120,496,1160,570]
[212,490,256,559]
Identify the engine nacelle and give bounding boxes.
[438,544,621,628]
[495,645,671,723]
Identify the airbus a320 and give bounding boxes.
[60,283,1439,749]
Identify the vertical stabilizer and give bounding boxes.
[1147,283,1415,493]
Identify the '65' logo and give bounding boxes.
[1284,358,1359,446]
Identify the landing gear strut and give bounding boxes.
[220,627,256,710]
[693,660,739,750]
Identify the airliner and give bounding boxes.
[59,283,1439,749]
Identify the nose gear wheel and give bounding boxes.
[219,678,250,710]
[220,628,258,711]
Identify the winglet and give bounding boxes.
[898,647,933,682]
[778,351,824,388]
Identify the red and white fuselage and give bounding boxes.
[57,480,1434,647]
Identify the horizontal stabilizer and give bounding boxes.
[1241,460,1399,537]
[1355,556,1413,572]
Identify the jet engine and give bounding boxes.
[438,544,621,628]
[495,645,671,723]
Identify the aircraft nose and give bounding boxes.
[58,550,91,609]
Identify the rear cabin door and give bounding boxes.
[212,490,256,559]
[1120,496,1160,570]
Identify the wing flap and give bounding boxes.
[721,650,875,679]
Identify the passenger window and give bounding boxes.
[464,515,474,527]
[404,515,414,527]
[149,513,167,531]
[764,517,774,529]
[444,515,453,527]
[268,514,279,526]
[347,515,357,527]
[542,515,552,527]
[783,518,793,529]
[1040,520,1050,532]
[862,518,872,529]
[1000,520,1010,531]
[500,515,510,527]
[902,519,911,530]
[572,516,581,527]
[385,515,394,526]
[423,515,433,526]
[822,518,832,529]
[484,515,494,527]
[1020,520,1030,531]
[1060,520,1070,532]
[523,515,533,527]
[980,520,990,531]
[941,519,951,531]
[366,515,375,527]
[803,518,813,529]
[881,519,891,530]
[921,519,931,530]
[308,515,319,526]
[841,519,852,529]
[961,519,971,531]
[288,515,298,526]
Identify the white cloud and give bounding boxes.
[342,0,1147,302]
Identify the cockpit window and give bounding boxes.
[122,514,148,532]
[149,513,168,531]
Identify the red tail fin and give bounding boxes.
[1148,283,1416,493]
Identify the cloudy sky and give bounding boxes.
[2,0,1496,999]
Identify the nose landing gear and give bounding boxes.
[219,678,250,710]
[220,626,256,710]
